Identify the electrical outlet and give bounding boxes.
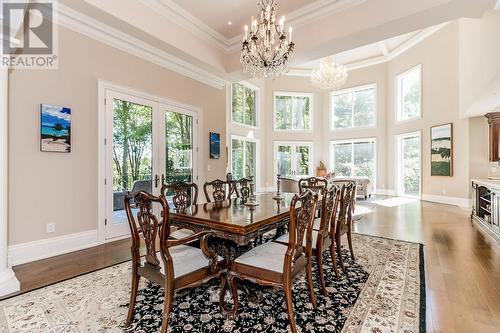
[46,223,55,233]
[207,165,211,172]
[442,189,447,195]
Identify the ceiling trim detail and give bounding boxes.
[287,22,449,77]
[53,3,228,89]
[145,0,367,53]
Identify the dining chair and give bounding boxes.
[335,181,357,271]
[233,177,252,200]
[203,179,231,203]
[276,185,341,294]
[161,182,198,240]
[222,190,319,333]
[124,191,222,333]
[299,176,328,219]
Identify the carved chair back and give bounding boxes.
[161,182,198,211]
[284,190,319,272]
[335,181,357,237]
[316,185,340,239]
[204,179,231,203]
[234,177,252,200]
[298,177,328,194]
[125,191,170,269]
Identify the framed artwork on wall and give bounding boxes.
[209,132,220,159]
[40,104,72,153]
[430,123,453,176]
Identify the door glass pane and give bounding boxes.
[277,145,292,175]
[244,87,256,127]
[165,111,193,191]
[402,136,420,196]
[333,143,352,176]
[295,145,310,176]
[112,99,153,224]
[232,139,244,179]
[353,141,375,179]
[245,141,256,179]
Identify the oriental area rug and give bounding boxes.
[0,234,425,333]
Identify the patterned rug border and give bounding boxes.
[354,232,425,246]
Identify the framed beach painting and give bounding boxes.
[430,123,453,176]
[209,132,220,159]
[40,104,71,153]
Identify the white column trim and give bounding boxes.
[0,67,20,297]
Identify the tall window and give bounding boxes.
[396,65,421,121]
[330,138,376,184]
[231,136,257,180]
[331,84,376,129]
[274,92,312,131]
[232,83,257,127]
[396,132,421,197]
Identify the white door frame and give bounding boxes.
[396,131,422,198]
[97,80,200,243]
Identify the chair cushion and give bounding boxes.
[170,228,195,240]
[141,245,210,278]
[234,242,288,273]
[275,230,319,249]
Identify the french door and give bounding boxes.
[104,90,197,240]
[396,132,421,198]
[274,142,313,177]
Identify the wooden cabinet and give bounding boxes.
[471,180,500,240]
[485,112,500,162]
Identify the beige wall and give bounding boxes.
[8,26,226,245]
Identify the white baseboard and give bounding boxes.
[8,229,99,266]
[375,189,396,196]
[0,268,20,297]
[421,194,471,207]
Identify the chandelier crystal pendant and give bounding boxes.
[240,0,295,78]
[311,56,348,91]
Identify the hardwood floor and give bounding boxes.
[5,195,500,332]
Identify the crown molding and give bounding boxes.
[139,0,232,52]
[287,22,449,77]
[141,0,367,53]
[52,3,228,89]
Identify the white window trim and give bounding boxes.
[230,134,260,190]
[231,81,260,129]
[273,91,314,133]
[329,137,377,189]
[395,64,422,123]
[330,83,377,131]
[273,141,314,178]
[395,131,421,198]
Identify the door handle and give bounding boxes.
[161,174,166,185]
[154,174,160,188]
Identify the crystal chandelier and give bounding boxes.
[240,0,295,78]
[311,57,348,91]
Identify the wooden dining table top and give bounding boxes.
[169,193,295,244]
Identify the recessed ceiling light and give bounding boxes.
[228,21,232,25]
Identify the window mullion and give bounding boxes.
[351,142,355,177]
[351,92,355,128]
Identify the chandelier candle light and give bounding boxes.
[311,56,348,91]
[241,0,295,78]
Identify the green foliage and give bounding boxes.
[402,136,420,195]
[333,88,375,129]
[165,112,193,184]
[232,138,256,179]
[275,95,311,130]
[232,83,256,127]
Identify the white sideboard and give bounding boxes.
[471,179,500,240]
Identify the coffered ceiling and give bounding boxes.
[52,0,497,88]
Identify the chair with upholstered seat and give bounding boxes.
[203,179,231,203]
[222,191,319,333]
[276,185,341,294]
[335,181,357,271]
[124,191,222,333]
[161,182,198,240]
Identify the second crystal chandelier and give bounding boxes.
[240,0,295,78]
[311,56,348,91]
